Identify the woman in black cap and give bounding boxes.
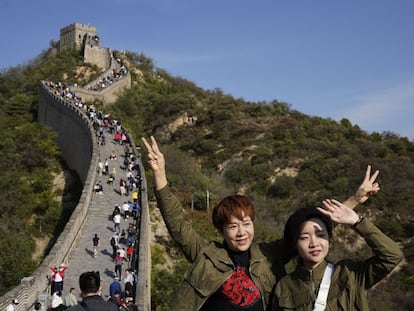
[271,182,403,311]
[142,136,383,311]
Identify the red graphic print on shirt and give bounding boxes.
[221,266,260,307]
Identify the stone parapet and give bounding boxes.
[0,82,150,311]
[72,72,131,105]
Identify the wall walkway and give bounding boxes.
[0,82,151,311]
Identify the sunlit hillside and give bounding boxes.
[1,45,413,310]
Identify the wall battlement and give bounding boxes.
[60,23,98,51]
[59,22,131,102]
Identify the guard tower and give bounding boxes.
[59,23,99,50]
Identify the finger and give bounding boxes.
[322,199,334,210]
[330,199,341,206]
[370,183,380,193]
[141,137,151,151]
[150,136,160,152]
[317,206,330,216]
[369,169,380,184]
[364,165,371,182]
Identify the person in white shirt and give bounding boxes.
[118,247,126,259]
[113,213,121,233]
[121,202,130,220]
[51,291,64,309]
[6,299,19,311]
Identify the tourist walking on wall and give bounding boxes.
[126,243,136,264]
[121,201,130,220]
[113,212,121,234]
[119,179,127,197]
[123,268,136,303]
[104,158,109,175]
[110,233,120,259]
[131,201,140,220]
[109,276,123,298]
[92,234,100,258]
[98,159,103,176]
[114,250,125,280]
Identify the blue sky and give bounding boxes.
[1,0,413,140]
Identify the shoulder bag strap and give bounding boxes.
[313,263,334,311]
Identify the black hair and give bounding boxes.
[79,271,101,294]
[284,207,332,254]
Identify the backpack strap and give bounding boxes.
[313,263,334,311]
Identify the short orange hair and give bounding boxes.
[212,195,255,232]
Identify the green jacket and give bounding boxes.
[155,186,291,311]
[272,217,403,311]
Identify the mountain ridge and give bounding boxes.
[1,46,413,309]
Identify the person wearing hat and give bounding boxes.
[6,299,19,311]
[271,190,403,310]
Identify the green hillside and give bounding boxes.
[1,46,413,310]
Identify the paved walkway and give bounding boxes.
[62,133,138,301]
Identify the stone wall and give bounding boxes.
[60,23,97,51]
[0,82,151,311]
[38,84,97,183]
[84,45,111,71]
[72,72,131,105]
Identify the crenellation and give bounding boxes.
[59,22,98,51]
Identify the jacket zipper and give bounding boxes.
[310,269,316,293]
[249,258,266,309]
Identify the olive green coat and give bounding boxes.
[155,186,291,311]
[272,217,403,311]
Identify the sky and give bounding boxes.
[1,0,413,140]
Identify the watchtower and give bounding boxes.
[59,23,99,50]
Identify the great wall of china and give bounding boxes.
[0,23,151,311]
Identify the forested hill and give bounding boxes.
[1,46,413,309]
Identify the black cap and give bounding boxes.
[284,207,332,253]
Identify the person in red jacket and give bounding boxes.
[50,264,68,294]
[126,244,136,264]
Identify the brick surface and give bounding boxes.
[63,135,137,301]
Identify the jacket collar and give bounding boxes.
[203,241,265,269]
[292,260,328,282]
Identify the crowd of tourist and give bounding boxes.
[37,75,142,311]
[88,57,128,92]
